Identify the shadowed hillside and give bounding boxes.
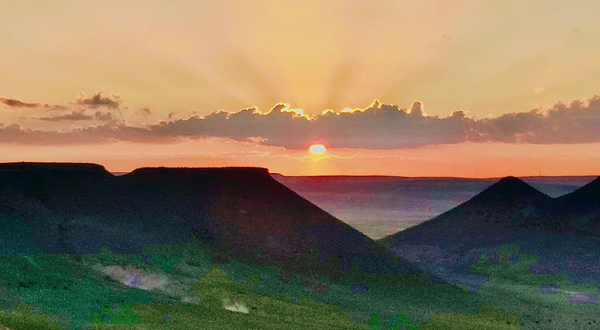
[521,177,600,235]
[0,162,412,278]
[380,177,553,257]
[379,176,600,328]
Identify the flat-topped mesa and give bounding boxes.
[0,162,112,186]
[0,162,110,175]
[128,166,270,176]
[0,162,414,278]
[126,166,271,182]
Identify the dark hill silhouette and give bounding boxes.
[0,162,413,278]
[557,176,600,204]
[461,176,552,207]
[381,177,552,249]
[379,177,553,266]
[378,176,600,291]
[521,176,600,235]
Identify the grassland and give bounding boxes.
[0,238,522,330]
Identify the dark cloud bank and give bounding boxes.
[0,97,44,108]
[0,97,65,110]
[1,94,600,149]
[77,92,121,109]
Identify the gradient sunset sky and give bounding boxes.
[1,0,600,176]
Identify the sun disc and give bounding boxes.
[309,144,326,155]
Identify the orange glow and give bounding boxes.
[0,140,598,177]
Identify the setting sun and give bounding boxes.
[309,144,326,155]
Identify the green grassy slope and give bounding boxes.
[467,244,600,329]
[0,238,506,330]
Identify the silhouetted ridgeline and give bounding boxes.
[521,177,600,235]
[380,175,600,281]
[380,176,553,253]
[0,162,413,278]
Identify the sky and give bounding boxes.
[1,0,600,176]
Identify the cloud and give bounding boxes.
[0,123,161,145]
[472,96,600,144]
[38,111,94,121]
[94,111,116,121]
[37,110,117,122]
[1,95,600,149]
[2,92,121,111]
[145,101,471,149]
[77,92,121,109]
[1,97,46,108]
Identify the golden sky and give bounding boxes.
[1,0,600,176]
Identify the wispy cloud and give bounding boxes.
[0,97,44,108]
[37,110,116,122]
[38,111,94,121]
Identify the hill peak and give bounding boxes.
[466,176,551,207]
[496,175,521,184]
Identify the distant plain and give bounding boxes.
[274,175,596,239]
